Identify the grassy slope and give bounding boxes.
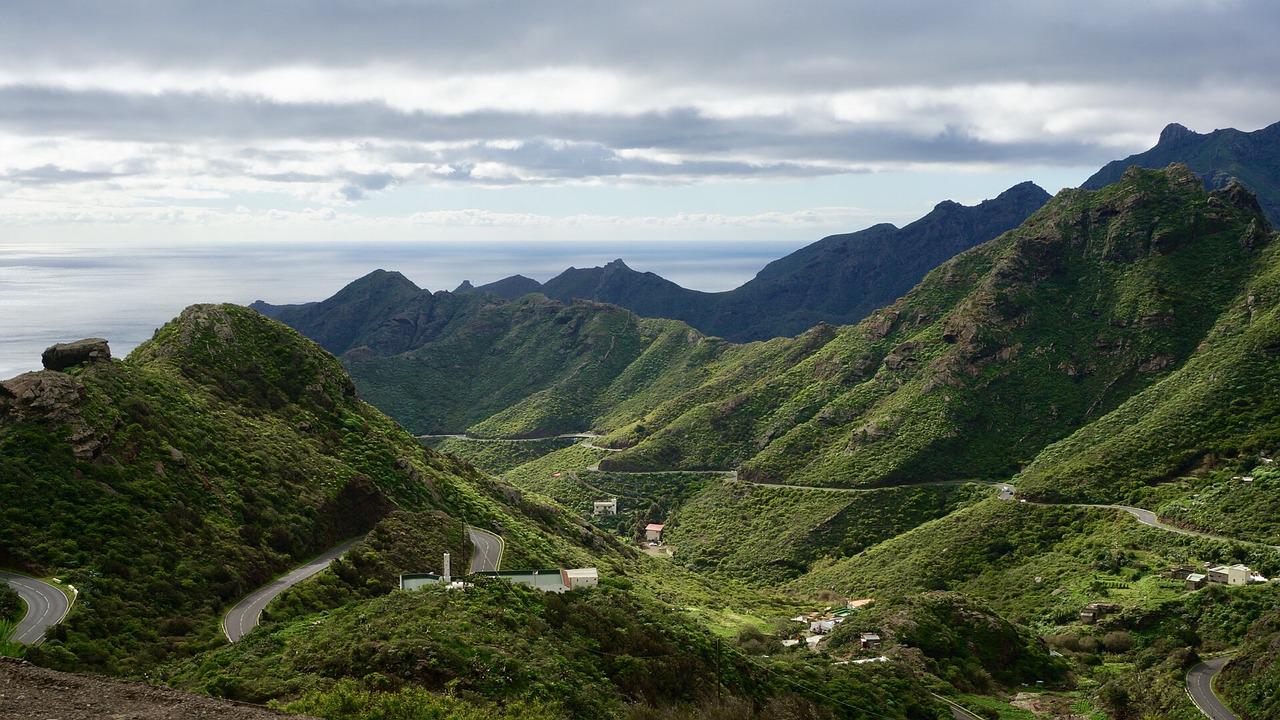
[426,437,580,474]
[1016,234,1280,503]
[345,297,747,438]
[0,305,609,673]
[162,581,944,720]
[601,167,1272,492]
[789,497,1280,719]
[664,480,988,585]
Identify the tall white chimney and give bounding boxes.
[443,552,451,584]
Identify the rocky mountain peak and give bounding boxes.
[1158,122,1196,145]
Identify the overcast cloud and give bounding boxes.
[0,1,1278,233]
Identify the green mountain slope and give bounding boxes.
[601,165,1272,489]
[0,305,604,673]
[1014,217,1280,504]
[1083,121,1280,224]
[163,581,944,720]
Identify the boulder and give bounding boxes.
[41,338,111,371]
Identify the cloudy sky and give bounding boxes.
[1,0,1277,252]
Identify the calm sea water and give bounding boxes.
[0,240,802,378]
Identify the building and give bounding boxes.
[859,632,882,650]
[1208,564,1256,586]
[1185,573,1207,590]
[809,619,838,634]
[401,560,602,594]
[644,523,665,543]
[593,498,618,516]
[1079,602,1120,624]
[561,567,599,590]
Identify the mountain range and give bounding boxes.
[456,181,1052,341]
[1084,121,1280,225]
[445,122,1280,345]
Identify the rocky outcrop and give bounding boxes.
[41,338,111,371]
[0,371,102,459]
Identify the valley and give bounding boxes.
[4,157,1280,720]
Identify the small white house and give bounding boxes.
[644,523,665,543]
[593,498,618,516]
[1208,564,1254,586]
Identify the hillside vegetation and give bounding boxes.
[163,581,944,720]
[600,166,1274,492]
[0,305,605,673]
[664,480,988,584]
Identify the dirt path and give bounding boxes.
[0,657,310,719]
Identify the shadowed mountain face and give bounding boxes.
[457,182,1051,342]
[1084,121,1280,225]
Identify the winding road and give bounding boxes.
[222,537,362,642]
[1187,656,1239,720]
[467,526,504,573]
[1,571,70,645]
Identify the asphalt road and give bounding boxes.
[1,571,70,645]
[222,537,362,642]
[467,526,504,573]
[1187,656,1239,720]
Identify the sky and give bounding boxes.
[1,1,1278,250]
[1,1,1279,375]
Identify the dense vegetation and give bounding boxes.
[1156,466,1280,545]
[1015,218,1279,503]
[262,509,471,625]
[665,480,988,584]
[1219,603,1280,720]
[426,437,581,474]
[0,585,20,624]
[0,305,603,673]
[828,592,1066,693]
[164,582,946,720]
[599,166,1274,490]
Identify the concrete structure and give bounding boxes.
[1208,564,1255,586]
[593,498,618,516]
[859,632,882,650]
[1079,602,1120,625]
[401,566,601,594]
[809,619,838,634]
[1186,573,1207,590]
[562,567,599,590]
[644,523,665,543]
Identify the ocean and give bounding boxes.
[0,240,803,378]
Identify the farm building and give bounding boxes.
[644,523,665,542]
[593,498,618,516]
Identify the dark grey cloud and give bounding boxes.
[1,1,1277,91]
[0,86,1111,176]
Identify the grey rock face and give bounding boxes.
[41,338,111,371]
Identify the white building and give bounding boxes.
[561,567,599,590]
[644,523,665,543]
[593,498,618,516]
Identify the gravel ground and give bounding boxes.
[0,658,311,719]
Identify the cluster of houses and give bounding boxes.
[400,554,600,594]
[781,598,880,651]
[1168,562,1269,590]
